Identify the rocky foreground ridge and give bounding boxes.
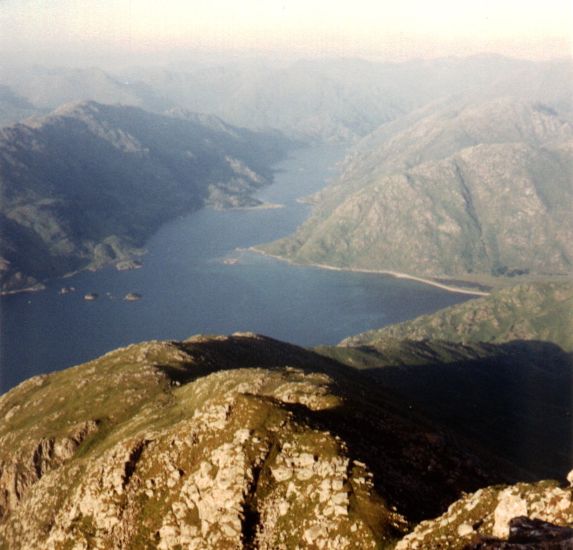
[1,331,572,548]
[396,477,573,549]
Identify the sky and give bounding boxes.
[0,0,571,66]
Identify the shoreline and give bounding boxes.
[209,201,284,212]
[0,254,146,298]
[228,202,284,211]
[247,247,491,297]
[0,283,47,297]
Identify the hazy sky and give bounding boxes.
[0,0,571,65]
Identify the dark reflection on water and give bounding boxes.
[0,144,472,392]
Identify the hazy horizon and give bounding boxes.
[0,0,570,68]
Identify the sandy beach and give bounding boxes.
[247,247,491,297]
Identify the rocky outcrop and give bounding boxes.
[0,393,99,521]
[0,365,394,548]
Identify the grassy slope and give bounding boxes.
[260,100,573,281]
[341,281,573,351]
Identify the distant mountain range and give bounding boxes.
[0,85,37,128]
[0,66,174,126]
[2,56,571,140]
[261,99,573,281]
[0,101,291,293]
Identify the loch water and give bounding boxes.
[0,144,473,392]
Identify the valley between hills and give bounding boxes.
[0,55,572,548]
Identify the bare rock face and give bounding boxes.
[0,411,99,521]
[396,477,573,549]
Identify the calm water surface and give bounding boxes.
[0,144,473,392]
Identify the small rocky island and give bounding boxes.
[58,286,76,295]
[115,260,143,272]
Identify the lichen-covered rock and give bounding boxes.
[0,366,392,549]
[396,476,573,549]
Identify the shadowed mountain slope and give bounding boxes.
[0,101,291,293]
[319,281,573,480]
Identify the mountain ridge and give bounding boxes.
[3,56,571,141]
[260,99,573,281]
[341,280,573,351]
[0,327,571,548]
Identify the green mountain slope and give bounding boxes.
[0,101,290,293]
[261,100,573,281]
[342,281,573,351]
